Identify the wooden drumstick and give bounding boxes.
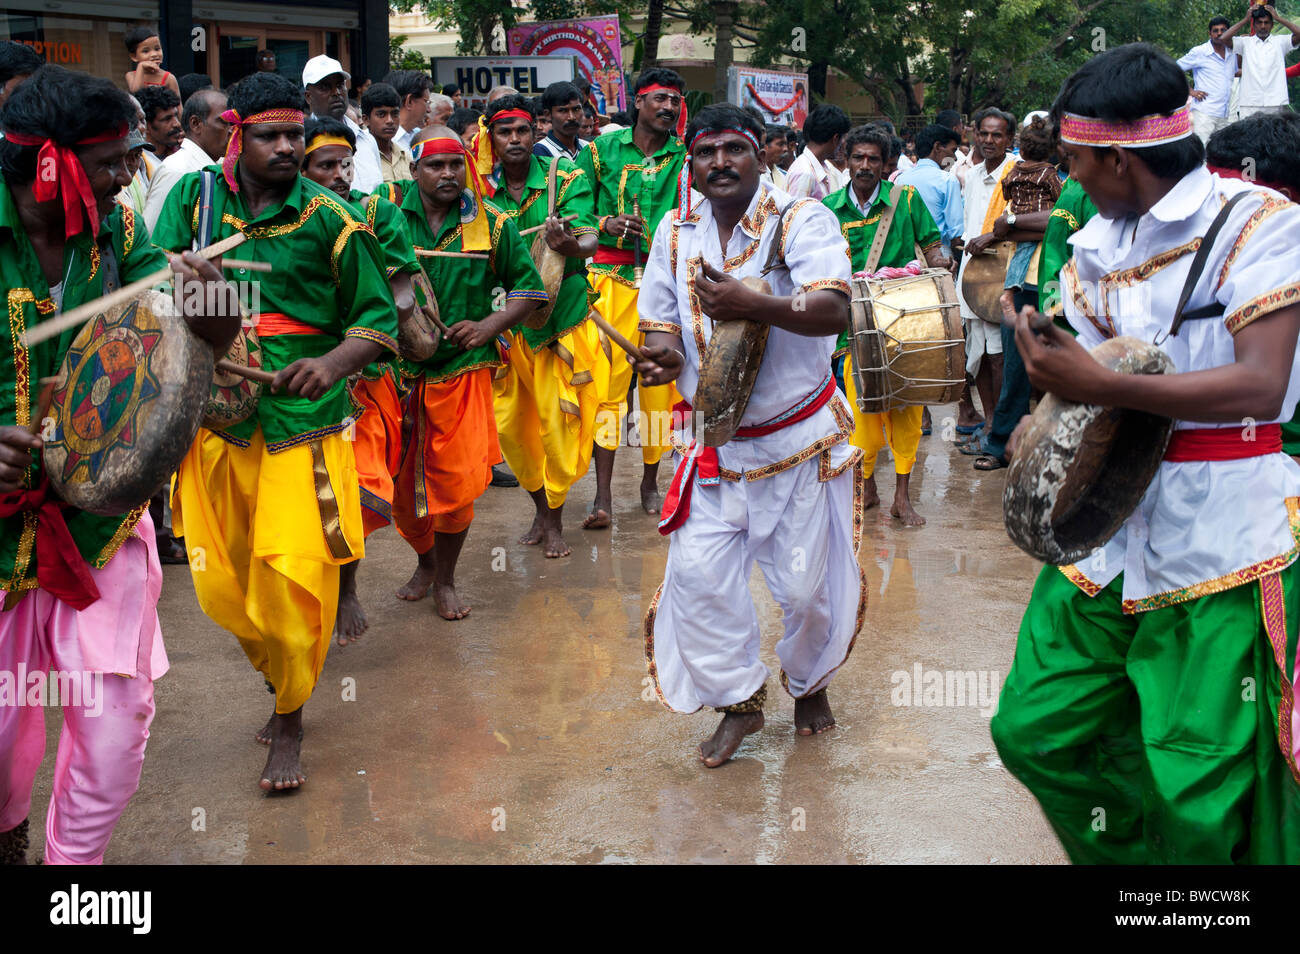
[22,233,249,349]
[219,258,272,273]
[587,309,645,360]
[215,359,276,385]
[517,214,578,237]
[632,196,644,285]
[415,249,489,260]
[28,380,55,436]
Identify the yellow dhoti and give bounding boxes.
[843,353,923,479]
[587,272,677,464]
[493,320,600,509]
[172,428,364,713]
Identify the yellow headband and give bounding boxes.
[305,135,353,157]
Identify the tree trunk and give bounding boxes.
[479,19,495,56]
[711,1,738,103]
[643,0,664,69]
[808,61,828,99]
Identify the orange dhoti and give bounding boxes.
[350,368,403,537]
[393,368,499,551]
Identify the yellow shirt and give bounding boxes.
[377,141,412,185]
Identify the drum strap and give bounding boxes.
[195,169,217,252]
[862,196,899,276]
[1164,191,1253,340]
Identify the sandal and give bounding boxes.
[156,537,188,565]
[956,421,985,435]
[973,455,1008,471]
[958,440,987,456]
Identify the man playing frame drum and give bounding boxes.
[153,72,399,793]
[823,124,953,527]
[991,44,1300,863]
[633,104,861,768]
[0,67,239,862]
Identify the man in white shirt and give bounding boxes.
[302,55,382,192]
[1223,3,1300,118]
[993,42,1300,865]
[632,104,860,768]
[953,107,1017,434]
[1178,16,1239,141]
[143,88,229,231]
[784,103,850,200]
[384,69,434,152]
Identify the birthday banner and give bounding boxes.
[728,67,810,127]
[507,15,626,115]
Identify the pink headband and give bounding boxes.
[1058,106,1193,148]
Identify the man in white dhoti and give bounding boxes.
[632,104,863,767]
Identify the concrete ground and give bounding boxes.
[28,404,1067,864]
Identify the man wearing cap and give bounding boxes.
[0,66,239,863]
[632,103,859,768]
[573,67,687,529]
[302,54,382,192]
[152,71,399,794]
[478,94,599,559]
[991,44,1300,863]
[300,115,420,644]
[386,125,546,620]
[143,87,230,231]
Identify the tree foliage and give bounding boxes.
[389,33,430,71]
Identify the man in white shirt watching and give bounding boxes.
[143,87,229,231]
[1179,16,1240,141]
[302,54,382,192]
[1223,3,1300,118]
[784,104,850,200]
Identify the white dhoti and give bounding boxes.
[645,402,866,712]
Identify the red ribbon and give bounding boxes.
[1163,424,1282,462]
[659,375,837,535]
[0,476,101,610]
[744,82,802,117]
[4,126,126,239]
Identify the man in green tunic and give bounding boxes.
[152,72,399,793]
[822,124,952,526]
[0,67,238,863]
[386,125,545,620]
[573,68,686,527]
[480,94,598,559]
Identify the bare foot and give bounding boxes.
[256,704,303,745]
[891,496,926,526]
[794,689,835,736]
[396,561,436,601]
[582,498,611,529]
[699,710,764,767]
[640,480,662,515]
[259,708,306,792]
[542,525,571,558]
[335,589,368,646]
[518,515,545,546]
[432,581,470,620]
[863,474,881,511]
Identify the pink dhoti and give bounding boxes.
[0,512,167,865]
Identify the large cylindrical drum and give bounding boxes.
[1003,335,1175,565]
[43,289,212,516]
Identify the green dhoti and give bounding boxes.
[991,564,1300,864]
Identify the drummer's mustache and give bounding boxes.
[707,170,739,182]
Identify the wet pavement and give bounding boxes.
[29,404,1068,864]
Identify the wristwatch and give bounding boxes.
[1006,211,1018,227]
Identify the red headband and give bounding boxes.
[5,125,128,239]
[637,83,687,137]
[411,135,490,197]
[488,109,532,126]
[676,126,762,223]
[219,108,306,192]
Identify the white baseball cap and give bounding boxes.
[1022,109,1050,127]
[302,55,350,88]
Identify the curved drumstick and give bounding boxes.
[22,233,249,349]
[587,309,646,360]
[517,213,578,237]
[215,359,276,385]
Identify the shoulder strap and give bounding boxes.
[194,169,217,252]
[863,193,899,275]
[761,198,808,276]
[1166,191,1254,338]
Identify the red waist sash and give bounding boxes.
[1163,424,1282,462]
[256,312,323,336]
[658,375,837,535]
[0,475,101,610]
[593,247,637,266]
